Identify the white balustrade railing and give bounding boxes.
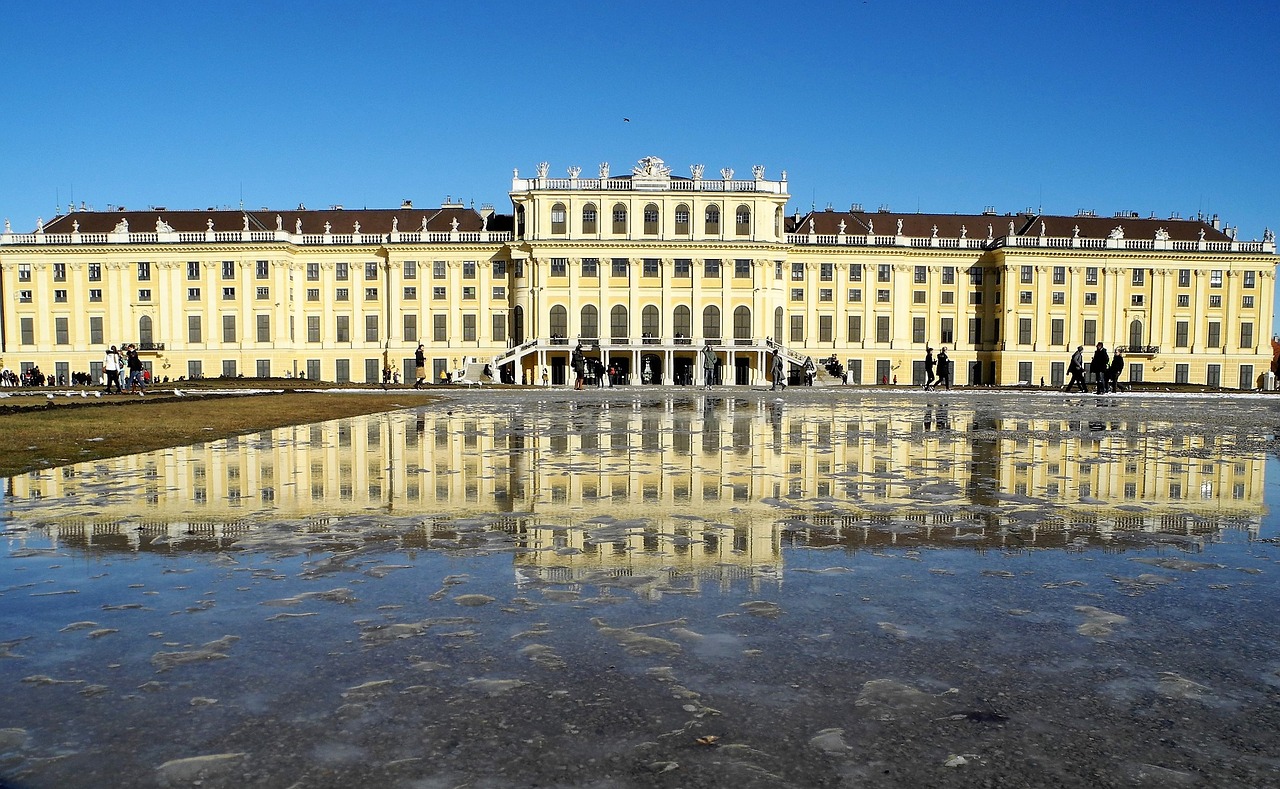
[512,176,786,194]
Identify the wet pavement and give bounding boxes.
[2,390,1279,788]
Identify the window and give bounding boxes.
[734,259,751,278]
[644,258,660,277]
[674,205,690,234]
[913,317,926,343]
[138,289,152,302]
[1085,267,1098,285]
[219,287,234,300]
[492,286,505,299]
[1243,295,1255,308]
[551,203,567,234]
[702,306,720,340]
[819,288,833,302]
[336,288,349,301]
[403,260,417,279]
[820,263,834,282]
[705,205,720,234]
[1178,269,1191,287]
[306,316,320,343]
[792,262,805,281]
[970,291,983,305]
[1175,321,1189,348]
[1132,269,1145,286]
[878,264,892,282]
[1083,319,1097,347]
[138,261,151,281]
[1084,293,1097,306]
[492,313,506,343]
[611,204,627,234]
[90,316,103,344]
[1020,291,1032,304]
[1129,319,1143,349]
[462,287,476,300]
[791,314,805,343]
[849,288,862,302]
[51,262,66,282]
[403,314,418,342]
[848,315,863,342]
[336,315,350,343]
[940,317,954,345]
[968,318,981,345]
[88,263,101,282]
[969,267,983,285]
[1209,294,1222,308]
[913,291,926,304]
[306,262,319,281]
[703,259,720,278]
[1053,266,1065,285]
[257,314,271,342]
[674,259,691,278]
[581,258,599,278]
[1019,318,1032,344]
[1175,363,1189,384]
[550,258,567,277]
[188,287,201,301]
[432,287,446,300]
[462,261,476,279]
[256,286,269,300]
[255,260,269,279]
[941,266,955,285]
[612,258,630,278]
[89,289,102,303]
[307,288,319,301]
[850,264,863,282]
[433,261,446,279]
[877,289,890,303]
[54,289,67,303]
[1020,265,1033,284]
[915,266,927,283]
[941,291,954,304]
[1244,271,1256,288]
[365,315,379,342]
[1052,291,1064,305]
[336,262,349,281]
[404,286,417,300]
[1207,321,1221,348]
[1241,321,1254,348]
[643,204,659,234]
[875,316,889,343]
[582,205,598,234]
[1207,364,1221,387]
[222,314,237,343]
[19,317,33,344]
[222,260,235,279]
[1131,294,1144,306]
[433,315,446,342]
[54,317,69,345]
[1051,318,1064,345]
[365,262,378,280]
[365,288,378,301]
[463,314,476,341]
[18,264,31,282]
[1210,270,1223,287]
[790,288,804,301]
[735,205,750,235]
[1177,294,1189,307]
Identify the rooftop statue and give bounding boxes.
[633,156,671,177]
[1155,227,1170,241]
[391,217,398,233]
[208,219,215,230]
[296,218,302,234]
[690,163,704,179]
[960,224,967,239]
[156,217,174,233]
[242,215,249,232]
[113,218,129,234]
[275,215,283,231]
[1264,227,1274,243]
[897,218,904,235]
[599,162,610,179]
[1109,226,1125,240]
[450,217,459,232]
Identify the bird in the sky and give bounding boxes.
[623,118,630,122]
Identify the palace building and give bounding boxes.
[1,156,1275,388]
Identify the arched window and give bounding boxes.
[642,305,660,339]
[1129,319,1143,350]
[673,305,691,339]
[705,205,721,234]
[610,305,629,342]
[674,204,691,235]
[611,203,628,235]
[582,203,598,235]
[774,307,784,342]
[550,202,567,235]
[733,306,751,342]
[139,315,153,346]
[775,206,785,237]
[549,305,567,339]
[703,305,721,340]
[580,305,598,340]
[643,203,660,235]
[735,205,751,236]
[513,306,524,344]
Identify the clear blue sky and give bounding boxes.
[3,1,1278,318]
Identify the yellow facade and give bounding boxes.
[1,156,1275,387]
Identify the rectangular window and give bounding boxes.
[673,259,690,278]
[462,261,477,279]
[403,314,417,342]
[404,286,417,300]
[433,261,446,279]
[138,261,151,281]
[335,262,348,281]
[1019,318,1032,345]
[335,359,349,383]
[878,264,891,282]
[850,264,862,282]
[187,360,203,379]
[138,289,152,302]
[613,258,631,278]
[790,288,804,301]
[1240,321,1254,348]
[256,314,271,342]
[1131,294,1144,306]
[912,317,926,343]
[88,263,101,282]
[1084,292,1097,305]
[365,314,379,342]
[1085,267,1098,285]
[940,317,954,345]
[492,286,505,299]
[336,315,350,343]
[914,265,927,284]
[1244,270,1256,288]
[307,315,320,343]
[187,261,201,280]
[403,260,417,279]
[877,289,890,303]
[90,316,104,345]
[54,289,67,303]
[188,315,202,343]
[1175,321,1189,348]
[364,288,378,300]
[1207,321,1221,348]
[256,360,271,378]
[53,262,66,282]
[790,314,804,343]
[1175,363,1189,384]
[735,259,751,278]
[307,288,319,301]
[493,313,507,343]
[820,262,834,281]
[1052,291,1064,304]
[19,317,33,344]
[1053,266,1065,285]
[1243,295,1254,309]
[969,267,983,285]
[188,287,201,301]
[256,286,269,300]
[1210,270,1223,287]
[365,262,379,280]
[1051,318,1064,345]
[222,360,237,378]
[89,289,102,302]
[336,288,349,301]
[462,286,476,300]
[222,287,235,300]
[221,260,235,279]
[819,288,833,302]
[1132,269,1145,286]
[550,258,567,277]
[463,314,477,341]
[1179,269,1191,287]
[968,318,981,345]
[1020,291,1032,304]
[1020,265,1033,284]
[645,258,661,277]
[1083,319,1097,347]
[1177,294,1189,307]
[703,259,720,278]
[256,260,270,279]
[222,314,236,343]
[875,316,890,343]
[848,315,862,342]
[55,317,69,345]
[970,291,983,305]
[1207,364,1221,387]
[433,315,446,342]
[791,262,805,281]
[432,287,446,300]
[819,315,833,342]
[1209,294,1222,308]
[913,291,926,304]
[579,258,598,278]
[941,266,955,285]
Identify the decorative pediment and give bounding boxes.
[631,156,671,190]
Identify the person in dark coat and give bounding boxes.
[1106,349,1125,393]
[923,347,936,391]
[1065,345,1088,392]
[571,343,585,390]
[936,347,951,390]
[1090,343,1110,394]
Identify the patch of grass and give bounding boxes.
[0,391,438,477]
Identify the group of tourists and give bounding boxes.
[102,344,148,395]
[922,347,952,391]
[1066,343,1125,394]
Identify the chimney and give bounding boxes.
[1211,214,1220,230]
[401,199,413,209]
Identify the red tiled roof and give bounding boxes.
[38,206,513,235]
[788,209,1231,243]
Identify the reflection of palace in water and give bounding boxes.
[2,398,1268,574]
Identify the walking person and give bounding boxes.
[413,344,426,389]
[1090,343,1110,394]
[770,351,786,391]
[923,347,936,390]
[125,344,146,396]
[936,347,951,390]
[701,341,717,388]
[102,345,124,394]
[1065,345,1088,393]
[1106,349,1125,393]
